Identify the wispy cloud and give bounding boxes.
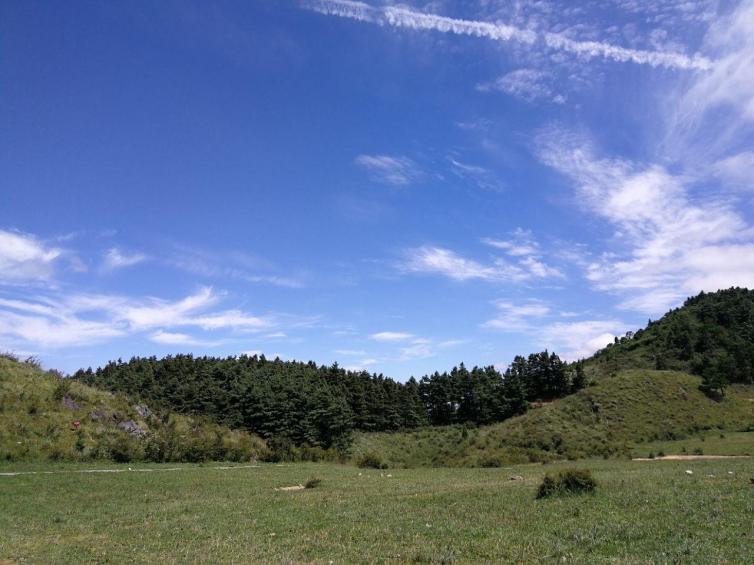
[537,319,629,362]
[0,229,62,283]
[102,247,147,271]
[482,228,540,257]
[306,0,712,70]
[477,69,565,104]
[149,331,222,347]
[482,300,551,331]
[370,331,413,342]
[402,242,562,283]
[355,154,422,186]
[538,128,754,314]
[0,286,278,351]
[447,157,504,192]
[167,244,304,288]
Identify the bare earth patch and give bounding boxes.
[633,455,751,461]
[274,484,305,491]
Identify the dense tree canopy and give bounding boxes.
[74,351,581,448]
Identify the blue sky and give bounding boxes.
[2,0,754,378]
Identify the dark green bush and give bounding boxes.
[477,454,502,468]
[357,452,387,469]
[536,469,597,499]
[304,478,322,489]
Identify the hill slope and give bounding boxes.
[586,287,754,384]
[0,355,267,463]
[351,370,754,467]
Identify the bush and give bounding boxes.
[536,469,597,499]
[304,478,322,489]
[477,454,502,467]
[357,452,387,469]
[52,379,72,402]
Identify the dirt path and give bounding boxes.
[633,455,751,461]
[0,464,260,477]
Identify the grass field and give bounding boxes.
[633,430,754,458]
[2,458,753,563]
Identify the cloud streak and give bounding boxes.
[306,0,712,71]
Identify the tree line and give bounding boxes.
[74,351,584,450]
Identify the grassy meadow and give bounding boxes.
[2,457,753,563]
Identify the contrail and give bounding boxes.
[306,0,712,71]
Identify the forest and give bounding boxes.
[74,351,582,450]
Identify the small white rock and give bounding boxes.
[685,470,693,475]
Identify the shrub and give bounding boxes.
[357,452,387,469]
[265,436,296,463]
[304,478,322,489]
[693,447,704,455]
[536,469,597,499]
[52,379,72,402]
[477,454,502,468]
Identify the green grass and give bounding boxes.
[1,458,753,563]
[633,431,754,458]
[351,370,754,467]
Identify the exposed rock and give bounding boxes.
[509,475,525,481]
[134,404,151,418]
[118,419,147,438]
[90,411,106,421]
[62,396,81,410]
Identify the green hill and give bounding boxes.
[351,370,754,467]
[0,355,267,463]
[585,287,754,386]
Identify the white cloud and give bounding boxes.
[149,331,218,346]
[538,319,630,361]
[0,306,124,348]
[307,0,711,70]
[399,341,434,361]
[370,331,413,342]
[355,154,422,186]
[665,2,754,173]
[0,286,277,351]
[713,151,754,191]
[482,229,539,257]
[334,349,368,356]
[402,245,562,283]
[538,129,754,313]
[0,229,61,282]
[477,69,564,104]
[482,300,550,330]
[676,2,754,127]
[102,248,147,271]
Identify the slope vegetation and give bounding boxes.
[351,370,754,467]
[586,287,754,384]
[0,355,266,463]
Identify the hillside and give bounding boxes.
[351,370,754,467]
[586,287,754,385]
[0,355,267,463]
